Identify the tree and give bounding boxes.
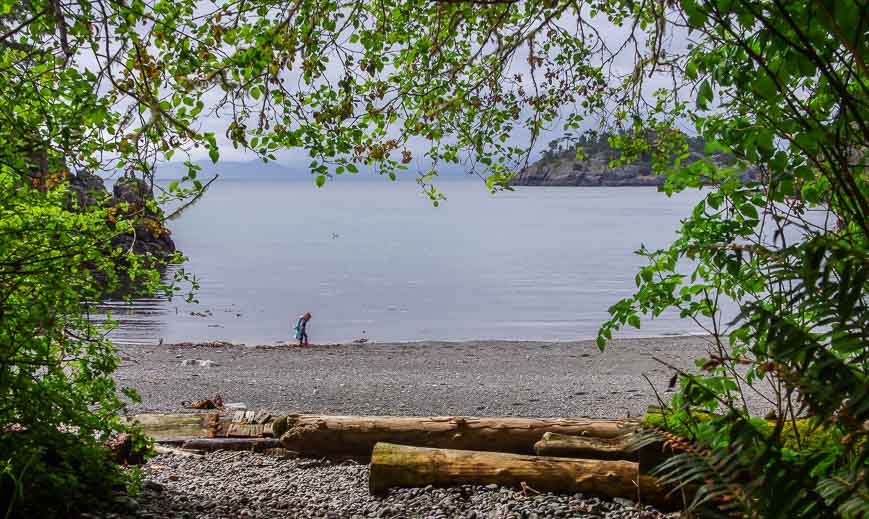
[1,0,866,516]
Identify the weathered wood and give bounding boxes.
[124,413,220,441]
[534,432,637,461]
[369,443,679,509]
[279,415,640,458]
[181,438,282,453]
[226,423,269,437]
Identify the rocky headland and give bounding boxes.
[511,135,756,187]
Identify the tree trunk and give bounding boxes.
[279,415,640,458]
[533,432,637,460]
[369,443,680,510]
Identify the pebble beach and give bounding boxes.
[95,336,723,518]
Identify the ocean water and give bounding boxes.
[99,178,710,345]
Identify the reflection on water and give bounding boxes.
[93,274,174,345]
[93,179,719,346]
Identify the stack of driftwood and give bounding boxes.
[128,411,680,509]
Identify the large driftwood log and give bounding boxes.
[279,415,640,458]
[124,413,221,441]
[369,443,679,509]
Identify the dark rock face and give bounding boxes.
[67,172,176,258]
[109,177,176,258]
[68,170,109,207]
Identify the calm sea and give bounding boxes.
[98,178,710,345]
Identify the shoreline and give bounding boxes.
[115,335,762,419]
[159,331,713,349]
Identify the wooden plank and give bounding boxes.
[226,423,266,437]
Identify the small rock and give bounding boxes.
[613,497,635,508]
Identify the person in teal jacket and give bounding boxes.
[293,312,312,347]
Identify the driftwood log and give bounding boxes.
[534,432,673,473]
[279,415,640,458]
[533,432,637,460]
[181,438,283,453]
[369,443,679,509]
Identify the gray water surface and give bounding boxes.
[100,178,708,345]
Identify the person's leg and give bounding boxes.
[301,331,308,347]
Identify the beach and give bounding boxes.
[106,336,721,518]
[116,335,728,418]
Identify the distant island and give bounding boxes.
[511,134,756,187]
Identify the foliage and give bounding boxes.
[594,0,869,516]
[1,0,866,516]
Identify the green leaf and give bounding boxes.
[696,80,713,110]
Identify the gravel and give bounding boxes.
[88,451,676,519]
[116,336,723,418]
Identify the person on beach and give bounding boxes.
[293,312,312,347]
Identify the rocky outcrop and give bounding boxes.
[109,177,176,258]
[513,153,663,187]
[68,172,176,259]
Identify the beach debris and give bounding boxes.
[180,359,218,367]
[352,337,368,344]
[186,394,224,410]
